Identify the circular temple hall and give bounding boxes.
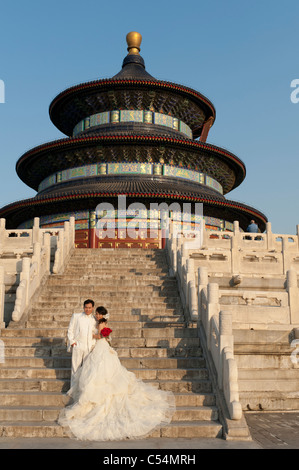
[0,32,267,248]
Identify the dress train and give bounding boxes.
[58,338,175,441]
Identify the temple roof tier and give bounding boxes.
[16,135,246,194]
[49,78,216,139]
[0,186,267,232]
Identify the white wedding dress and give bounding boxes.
[58,338,175,441]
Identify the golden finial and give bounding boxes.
[126,31,142,55]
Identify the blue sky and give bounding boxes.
[0,0,298,234]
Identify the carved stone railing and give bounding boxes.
[196,221,299,276]
[165,220,242,421]
[166,218,299,421]
[0,266,5,329]
[0,217,75,326]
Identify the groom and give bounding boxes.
[67,299,97,387]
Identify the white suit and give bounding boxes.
[67,312,97,386]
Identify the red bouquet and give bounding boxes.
[101,327,112,338]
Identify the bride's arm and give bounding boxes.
[93,323,104,340]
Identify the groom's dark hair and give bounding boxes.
[84,299,94,307]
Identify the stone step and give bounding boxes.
[0,392,69,407]
[31,299,181,309]
[48,277,177,286]
[233,329,291,343]
[2,344,202,359]
[65,264,168,271]
[0,377,212,394]
[55,274,172,281]
[2,326,197,339]
[0,355,205,369]
[236,354,298,369]
[0,420,223,439]
[63,266,168,273]
[239,391,299,411]
[0,406,62,422]
[29,307,184,316]
[0,357,71,368]
[0,367,207,381]
[0,422,67,438]
[0,378,69,393]
[156,421,223,439]
[42,283,178,292]
[34,294,181,303]
[0,368,70,379]
[238,378,299,392]
[235,343,292,354]
[0,390,216,408]
[27,314,185,323]
[238,368,299,380]
[0,405,218,423]
[24,320,186,329]
[1,336,200,349]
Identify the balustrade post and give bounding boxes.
[20,257,31,307]
[186,258,195,315]
[266,222,273,251]
[201,219,207,248]
[32,217,41,245]
[219,311,234,389]
[231,221,240,274]
[69,216,75,246]
[282,237,288,274]
[206,283,219,348]
[0,266,5,329]
[287,269,299,324]
[197,266,208,321]
[32,242,41,276]
[43,233,51,273]
[64,221,70,253]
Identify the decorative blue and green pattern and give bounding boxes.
[38,162,223,195]
[73,110,193,139]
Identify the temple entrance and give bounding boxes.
[75,228,161,249]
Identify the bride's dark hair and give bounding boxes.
[98,318,107,325]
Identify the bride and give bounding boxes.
[58,317,175,441]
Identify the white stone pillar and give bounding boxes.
[219,310,234,389]
[20,257,31,306]
[231,221,240,274]
[287,269,299,324]
[43,233,51,274]
[197,266,208,323]
[32,217,41,245]
[206,283,220,348]
[0,266,5,329]
[69,216,75,246]
[266,222,273,251]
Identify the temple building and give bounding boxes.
[0,32,267,248]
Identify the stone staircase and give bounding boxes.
[212,274,299,412]
[0,248,222,439]
[234,329,299,411]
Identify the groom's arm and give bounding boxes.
[67,313,78,347]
